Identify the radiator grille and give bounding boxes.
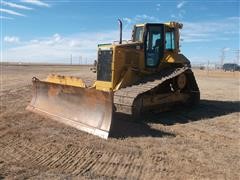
[97,50,112,82]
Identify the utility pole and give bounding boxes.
[220,48,226,68]
[79,56,82,65]
[233,49,240,64]
[207,59,210,76]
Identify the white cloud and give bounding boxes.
[124,14,159,24]
[177,1,186,9]
[223,47,230,51]
[0,15,14,20]
[0,8,25,16]
[2,30,131,63]
[227,16,240,20]
[53,33,62,42]
[1,1,33,10]
[21,0,50,7]
[156,3,160,11]
[135,14,159,22]
[2,17,239,63]
[123,17,132,24]
[181,18,239,42]
[123,14,159,25]
[122,14,159,30]
[4,36,20,43]
[171,9,186,19]
[179,10,186,18]
[69,40,81,48]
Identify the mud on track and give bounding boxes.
[0,65,240,179]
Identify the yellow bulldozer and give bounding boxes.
[27,20,200,139]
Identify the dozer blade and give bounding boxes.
[26,78,113,139]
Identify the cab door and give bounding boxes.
[144,24,165,68]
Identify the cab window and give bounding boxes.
[133,27,144,42]
[166,31,175,50]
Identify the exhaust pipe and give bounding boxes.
[118,19,122,44]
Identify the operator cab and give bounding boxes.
[132,22,182,68]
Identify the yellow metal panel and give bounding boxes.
[111,43,145,90]
[165,54,175,63]
[45,74,86,87]
[135,24,145,27]
[164,22,183,29]
[162,52,190,64]
[95,81,113,91]
[98,44,112,50]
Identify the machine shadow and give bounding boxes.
[145,99,240,125]
[110,99,239,138]
[110,113,175,139]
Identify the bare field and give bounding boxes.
[0,65,239,179]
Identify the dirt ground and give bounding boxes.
[0,65,239,179]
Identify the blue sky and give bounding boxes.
[1,0,239,64]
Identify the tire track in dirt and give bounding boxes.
[0,135,154,179]
[85,151,146,179]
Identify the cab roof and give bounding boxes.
[135,22,183,29]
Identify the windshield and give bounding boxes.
[133,26,144,42]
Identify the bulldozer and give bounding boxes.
[27,20,200,139]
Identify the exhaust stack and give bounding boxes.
[118,19,122,44]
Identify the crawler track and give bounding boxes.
[114,66,190,114]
